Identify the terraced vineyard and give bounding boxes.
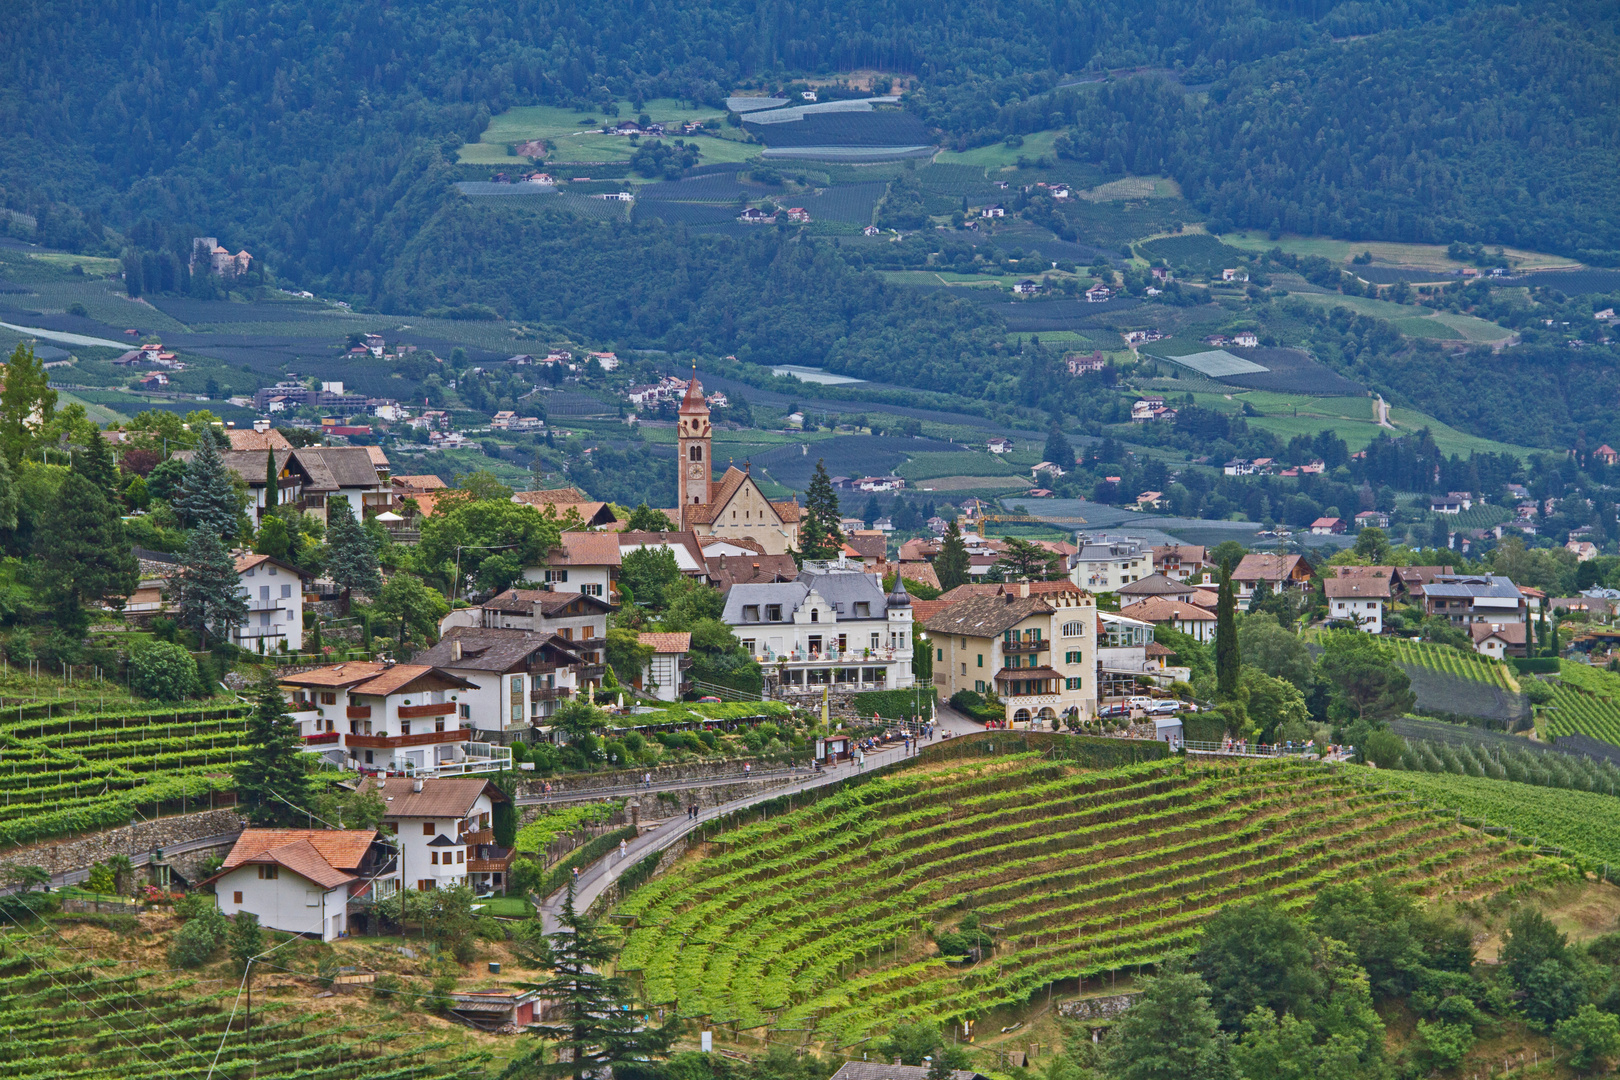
[1384,638,1525,723]
[0,704,251,848]
[1542,662,1620,748]
[615,750,1551,1044]
[0,938,487,1079]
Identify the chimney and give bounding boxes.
[452,639,462,662]
[1019,582,1030,598]
[412,778,423,792]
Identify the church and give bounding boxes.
[671,376,801,555]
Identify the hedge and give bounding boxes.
[852,687,937,721]
[539,826,639,900]
[1511,657,1561,674]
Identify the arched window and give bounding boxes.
[1062,621,1084,637]
[810,609,819,623]
[688,445,703,462]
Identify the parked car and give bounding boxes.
[1146,700,1182,716]
[1099,703,1132,719]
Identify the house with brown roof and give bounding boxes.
[840,532,888,570]
[1117,573,1202,604]
[638,631,692,701]
[358,776,512,894]
[224,428,294,452]
[231,553,308,652]
[203,828,396,941]
[1230,553,1313,607]
[1470,621,1526,660]
[1324,575,1392,633]
[1151,545,1208,581]
[511,490,619,529]
[281,662,506,777]
[524,531,621,601]
[705,550,801,590]
[674,376,801,553]
[289,446,392,523]
[415,627,598,734]
[1117,596,1218,643]
[622,530,711,580]
[923,585,1097,725]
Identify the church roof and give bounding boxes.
[680,375,708,413]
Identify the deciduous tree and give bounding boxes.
[0,344,56,468]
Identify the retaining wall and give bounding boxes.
[0,809,244,877]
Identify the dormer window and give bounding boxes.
[766,604,782,621]
[854,602,870,618]
[810,609,819,623]
[743,605,760,622]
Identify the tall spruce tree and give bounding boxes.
[35,471,138,634]
[1043,425,1074,470]
[233,668,313,825]
[799,459,843,560]
[0,343,57,468]
[1215,561,1240,699]
[0,451,18,536]
[935,518,971,590]
[172,527,249,646]
[173,428,239,537]
[506,882,673,1080]
[325,498,382,597]
[75,428,119,496]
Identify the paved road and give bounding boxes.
[539,705,984,933]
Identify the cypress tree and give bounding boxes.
[1215,561,1240,699]
[173,428,239,537]
[935,518,971,590]
[264,448,278,508]
[233,668,313,825]
[35,472,138,634]
[325,498,382,597]
[173,527,249,647]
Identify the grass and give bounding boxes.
[26,253,123,276]
[934,130,1062,169]
[57,390,131,425]
[1283,290,1513,343]
[459,98,733,164]
[1219,231,1577,271]
[898,451,1025,481]
[474,896,537,918]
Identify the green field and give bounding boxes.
[616,748,1547,1042]
[1218,232,1577,272]
[1353,766,1620,868]
[1541,662,1620,747]
[898,450,1025,481]
[934,130,1061,169]
[458,97,730,164]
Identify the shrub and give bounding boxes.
[129,641,202,701]
[170,917,223,968]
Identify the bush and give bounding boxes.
[853,688,937,721]
[170,917,223,968]
[129,640,203,701]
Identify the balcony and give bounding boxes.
[529,686,572,702]
[304,731,341,745]
[761,647,899,665]
[460,827,494,845]
[347,705,372,719]
[467,850,513,874]
[1001,639,1048,654]
[348,726,471,749]
[577,664,605,681]
[398,702,456,720]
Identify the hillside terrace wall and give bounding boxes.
[0,809,244,878]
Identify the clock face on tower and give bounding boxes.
[688,462,704,480]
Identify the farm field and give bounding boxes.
[1540,662,1620,749]
[457,98,728,164]
[1394,734,1620,797]
[897,450,1027,481]
[1218,232,1577,272]
[0,933,489,1080]
[933,130,1062,168]
[0,703,253,849]
[1381,639,1526,723]
[1352,766,1620,869]
[615,747,1551,1044]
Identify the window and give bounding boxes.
[459,703,470,720]
[423,823,435,836]
[870,633,880,650]
[1065,678,1083,690]
[977,654,983,667]
[743,605,760,622]
[767,604,782,621]
[511,675,524,722]
[281,584,292,598]
[961,663,967,676]
[457,850,465,864]
[688,444,703,462]
[1065,650,1083,664]
[260,585,270,600]
[320,692,337,705]
[583,583,603,597]
[417,880,435,891]
[545,569,569,584]
[269,566,277,576]
[975,680,985,693]
[742,639,756,657]
[431,852,439,865]
[258,865,279,880]
[233,891,243,904]
[810,609,819,623]
[936,648,943,661]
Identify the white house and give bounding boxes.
[414,628,597,736]
[723,562,914,698]
[987,437,1014,454]
[1068,537,1151,591]
[281,662,509,777]
[1097,610,1158,699]
[524,531,621,600]
[360,776,512,894]
[1324,576,1390,633]
[233,554,307,652]
[204,829,397,942]
[637,632,692,701]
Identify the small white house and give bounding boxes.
[637,632,691,702]
[1324,576,1390,633]
[361,776,511,894]
[233,554,307,652]
[204,829,397,942]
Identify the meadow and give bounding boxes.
[934,130,1064,168]
[456,98,729,165]
[1218,232,1577,272]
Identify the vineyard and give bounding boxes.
[1540,662,1620,748]
[1394,736,1620,797]
[1384,638,1526,724]
[614,749,1550,1044]
[1354,766,1620,869]
[0,937,487,1080]
[0,704,251,849]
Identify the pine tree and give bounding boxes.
[172,527,249,647]
[325,498,382,597]
[935,518,971,590]
[233,668,313,825]
[1216,561,1240,699]
[0,343,57,468]
[1043,425,1074,470]
[264,448,278,508]
[508,881,673,1080]
[800,460,843,560]
[173,428,240,537]
[74,428,119,496]
[862,494,882,527]
[0,450,18,535]
[35,472,138,634]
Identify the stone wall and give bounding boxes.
[1057,993,1140,1022]
[0,809,244,878]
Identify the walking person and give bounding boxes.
[644,772,651,790]
[619,838,628,861]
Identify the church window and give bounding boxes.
[688,445,703,462]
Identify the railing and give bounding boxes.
[303,732,341,745]
[1001,640,1047,653]
[348,727,471,749]
[347,705,372,719]
[1182,739,1324,758]
[577,665,605,680]
[467,854,513,874]
[460,828,494,845]
[530,686,571,702]
[398,702,456,719]
[763,648,899,664]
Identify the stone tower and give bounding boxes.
[677,373,712,509]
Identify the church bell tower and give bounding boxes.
[677,373,712,509]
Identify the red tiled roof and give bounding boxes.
[548,531,623,567]
[638,632,691,654]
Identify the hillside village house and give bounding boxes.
[1310,517,1347,535]
[359,776,512,894]
[511,488,619,529]
[203,829,396,942]
[637,632,693,701]
[233,554,307,652]
[1118,596,1217,643]
[1230,553,1314,608]
[1471,622,1528,659]
[1097,609,1162,698]
[1324,575,1391,633]
[1423,574,1527,625]
[1151,544,1208,581]
[415,627,597,737]
[723,562,915,697]
[1068,537,1151,591]
[1431,492,1475,514]
[177,444,390,525]
[281,662,510,777]
[925,587,1098,726]
[524,531,620,600]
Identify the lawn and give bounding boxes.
[1219,232,1577,272]
[458,98,729,164]
[934,130,1062,169]
[905,475,1032,493]
[1073,176,1183,201]
[473,895,535,918]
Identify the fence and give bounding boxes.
[1183,740,1326,758]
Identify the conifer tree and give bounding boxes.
[233,668,313,825]
[0,343,57,468]
[173,428,239,537]
[172,527,249,646]
[325,498,382,597]
[74,428,119,495]
[935,518,971,590]
[0,451,18,535]
[1216,561,1240,699]
[264,448,278,508]
[506,881,673,1080]
[35,471,137,634]
[799,459,843,560]
[1043,425,1074,470]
